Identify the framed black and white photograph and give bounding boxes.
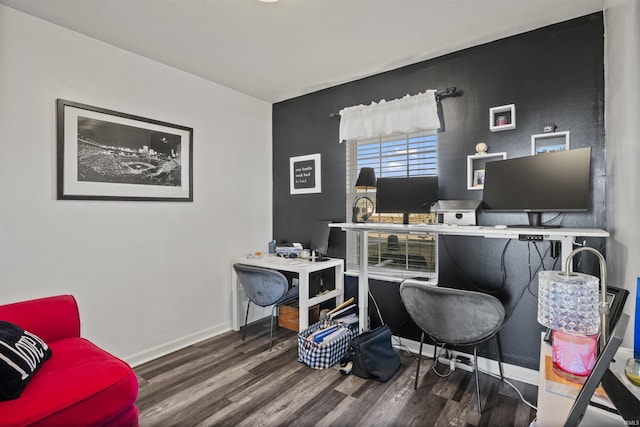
[57,99,193,201]
[290,153,321,194]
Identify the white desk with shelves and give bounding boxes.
[330,222,609,333]
[231,254,344,332]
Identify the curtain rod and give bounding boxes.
[328,87,459,119]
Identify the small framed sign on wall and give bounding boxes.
[290,153,321,194]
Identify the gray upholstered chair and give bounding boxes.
[233,263,299,350]
[399,279,505,414]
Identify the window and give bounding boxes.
[356,133,437,178]
[345,131,438,279]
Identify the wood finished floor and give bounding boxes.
[135,319,538,426]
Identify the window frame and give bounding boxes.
[345,131,439,279]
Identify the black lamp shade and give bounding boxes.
[355,167,376,189]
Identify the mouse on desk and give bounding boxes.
[494,225,508,229]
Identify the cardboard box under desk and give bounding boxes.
[278,300,319,332]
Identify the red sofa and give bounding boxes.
[0,295,138,427]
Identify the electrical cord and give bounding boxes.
[499,239,512,292]
[391,335,454,377]
[526,241,558,300]
[439,230,565,323]
[477,366,537,411]
[430,343,453,377]
[542,212,567,227]
[369,237,544,409]
[368,287,450,379]
[504,240,559,323]
[440,235,508,294]
[394,334,537,410]
[368,287,385,329]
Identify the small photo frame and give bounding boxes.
[473,169,485,188]
[467,152,506,190]
[290,153,321,194]
[531,131,570,155]
[489,104,516,132]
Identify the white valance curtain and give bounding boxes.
[338,90,441,142]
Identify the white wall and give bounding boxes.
[2,2,637,364]
[0,6,273,366]
[604,0,640,347]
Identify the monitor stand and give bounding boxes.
[508,212,559,229]
[403,212,410,225]
[527,212,543,227]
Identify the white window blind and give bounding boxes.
[356,133,437,177]
[346,131,438,279]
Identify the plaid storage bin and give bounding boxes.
[298,320,357,369]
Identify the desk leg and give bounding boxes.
[335,262,344,307]
[231,266,239,331]
[559,237,574,270]
[358,230,369,333]
[299,273,310,331]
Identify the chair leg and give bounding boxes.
[474,346,482,414]
[494,333,504,381]
[415,332,424,390]
[269,304,278,351]
[243,300,251,342]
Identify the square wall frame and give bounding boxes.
[467,152,507,190]
[490,104,516,132]
[531,131,570,155]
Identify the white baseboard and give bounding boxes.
[125,324,539,387]
[125,321,231,368]
[393,335,539,386]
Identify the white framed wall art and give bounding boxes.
[290,153,321,194]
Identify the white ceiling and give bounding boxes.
[0,0,605,103]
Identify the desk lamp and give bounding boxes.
[537,247,609,381]
[353,167,376,222]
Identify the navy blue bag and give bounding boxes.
[348,325,401,382]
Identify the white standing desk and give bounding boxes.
[330,222,609,332]
[231,254,344,332]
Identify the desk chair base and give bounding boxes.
[414,332,505,414]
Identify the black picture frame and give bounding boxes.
[57,99,193,201]
[605,285,629,334]
[564,314,631,427]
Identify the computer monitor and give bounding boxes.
[310,220,332,260]
[482,147,591,227]
[376,176,439,224]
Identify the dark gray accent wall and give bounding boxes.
[272,13,605,369]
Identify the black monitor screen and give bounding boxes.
[310,220,332,256]
[482,147,591,226]
[376,176,439,223]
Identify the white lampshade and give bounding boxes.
[537,270,600,335]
